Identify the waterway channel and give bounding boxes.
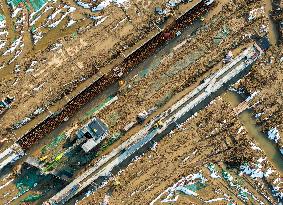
[223,90,283,174]
[264,0,280,45]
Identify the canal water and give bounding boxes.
[263,0,279,45]
[223,90,283,174]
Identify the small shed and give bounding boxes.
[256,36,270,51]
[76,117,108,140]
[88,118,108,139]
[77,117,109,153]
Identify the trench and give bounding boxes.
[223,90,283,174]
[67,62,261,204]
[24,19,202,176]
[0,15,205,205]
[264,0,280,45]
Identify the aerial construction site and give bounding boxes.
[0,0,282,204]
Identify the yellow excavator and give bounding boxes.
[118,80,127,93]
[39,155,48,162]
[110,177,121,190]
[118,80,126,87]
[153,120,164,129]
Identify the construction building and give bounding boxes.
[77,117,109,153]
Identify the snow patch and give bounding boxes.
[151,172,207,204]
[0,179,14,190]
[267,127,280,143]
[250,142,261,151]
[245,91,258,102]
[205,198,226,203]
[0,20,6,29]
[0,41,6,50]
[175,186,198,196]
[76,1,91,9]
[12,8,22,18]
[67,19,76,27]
[95,16,108,26]
[92,0,111,12]
[255,112,263,118]
[3,37,22,56]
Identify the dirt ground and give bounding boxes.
[0,0,189,147]
[237,44,283,150]
[77,1,283,204]
[79,97,282,205]
[9,0,265,187]
[79,0,270,171]
[0,0,282,204]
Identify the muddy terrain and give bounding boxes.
[0,0,184,147]
[0,0,282,204]
[80,96,282,205]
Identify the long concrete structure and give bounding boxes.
[46,40,267,204]
[0,144,24,171]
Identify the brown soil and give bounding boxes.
[237,44,283,149]
[0,0,181,148]
[79,97,281,205]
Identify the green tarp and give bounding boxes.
[0,14,5,21]
[7,0,31,11]
[21,194,42,202]
[7,0,25,8]
[7,0,48,11]
[15,169,40,195]
[29,0,48,11]
[184,181,206,192]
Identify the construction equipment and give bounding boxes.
[118,80,126,87]
[0,96,14,115]
[55,153,64,161]
[137,111,149,124]
[154,120,164,129]
[118,80,127,93]
[39,155,48,162]
[223,51,233,64]
[113,178,121,187]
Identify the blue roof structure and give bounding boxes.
[76,117,108,139]
[256,36,270,51]
[88,117,108,138]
